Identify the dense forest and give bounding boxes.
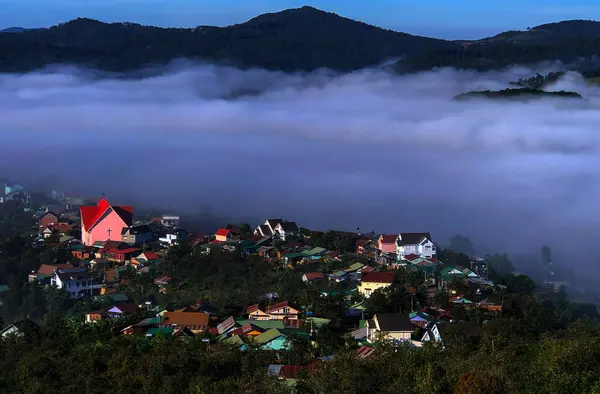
[453,88,582,101]
[3,8,600,74]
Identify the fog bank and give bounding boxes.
[1,63,600,269]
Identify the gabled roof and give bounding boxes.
[217,316,237,335]
[436,322,480,340]
[80,198,133,231]
[379,234,398,244]
[216,228,231,237]
[255,328,285,344]
[162,312,209,330]
[397,232,432,245]
[303,272,324,281]
[267,301,292,313]
[277,222,299,232]
[36,263,73,276]
[374,313,413,333]
[137,252,160,261]
[360,271,395,284]
[108,302,138,314]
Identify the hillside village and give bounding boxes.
[0,181,552,386]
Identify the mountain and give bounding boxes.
[2,10,600,74]
[394,20,600,73]
[0,27,28,33]
[0,7,457,73]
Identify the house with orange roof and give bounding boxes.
[80,198,133,246]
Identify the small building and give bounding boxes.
[121,225,154,245]
[367,313,414,343]
[422,322,480,344]
[377,234,398,254]
[215,228,233,243]
[396,233,436,262]
[357,271,395,297]
[51,268,101,298]
[38,211,59,230]
[302,272,324,283]
[274,221,299,241]
[161,311,209,334]
[161,215,180,228]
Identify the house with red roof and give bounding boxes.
[357,271,395,297]
[80,198,133,246]
[215,228,233,243]
[378,234,398,254]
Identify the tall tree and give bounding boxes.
[448,234,476,256]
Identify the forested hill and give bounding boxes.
[0,6,457,73]
[2,9,600,74]
[394,20,600,74]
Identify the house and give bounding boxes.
[274,221,299,241]
[161,311,209,333]
[38,211,59,230]
[29,263,74,284]
[80,198,133,246]
[102,247,140,263]
[248,301,299,320]
[51,268,101,298]
[357,271,395,297]
[121,225,154,245]
[396,233,436,261]
[478,299,502,312]
[159,229,188,247]
[247,304,271,320]
[253,328,289,350]
[161,215,180,228]
[0,319,40,338]
[4,182,23,196]
[422,322,480,344]
[366,313,414,343]
[302,272,324,283]
[266,301,299,320]
[215,228,233,243]
[254,219,284,237]
[378,234,398,254]
[85,302,139,323]
[130,251,161,268]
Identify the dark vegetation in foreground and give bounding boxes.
[453,88,582,101]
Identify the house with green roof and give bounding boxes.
[253,328,288,350]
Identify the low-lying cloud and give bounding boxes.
[1,62,600,277]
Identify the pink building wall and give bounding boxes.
[82,210,127,246]
[378,241,396,254]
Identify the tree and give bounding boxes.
[486,254,514,278]
[448,234,476,256]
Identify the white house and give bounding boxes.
[396,233,436,261]
[273,221,299,241]
[159,229,188,247]
[51,268,101,298]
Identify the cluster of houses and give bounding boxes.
[0,190,510,386]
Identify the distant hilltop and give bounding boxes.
[2,8,600,75]
[453,88,583,101]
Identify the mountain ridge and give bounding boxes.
[1,8,600,73]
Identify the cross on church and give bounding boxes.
[107,228,112,238]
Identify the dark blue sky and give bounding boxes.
[2,0,600,39]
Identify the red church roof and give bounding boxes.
[80,198,133,231]
[216,228,231,237]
